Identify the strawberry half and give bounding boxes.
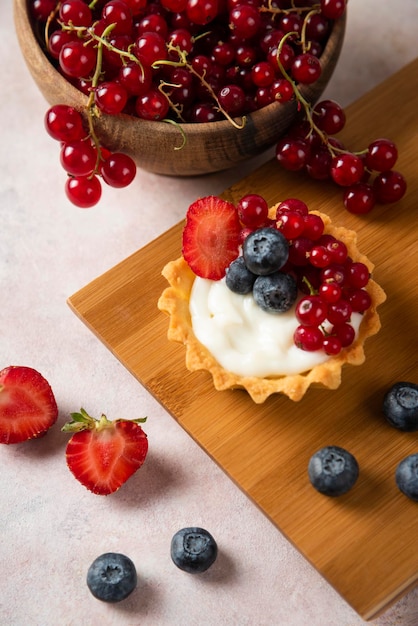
[182,195,241,280]
[0,366,58,444]
[63,409,148,495]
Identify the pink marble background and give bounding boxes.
[1,1,418,624]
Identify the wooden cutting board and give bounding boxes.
[68,58,418,620]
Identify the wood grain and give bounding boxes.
[13,0,345,175]
[68,59,418,620]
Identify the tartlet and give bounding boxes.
[158,204,386,403]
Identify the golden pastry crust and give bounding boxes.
[157,209,386,403]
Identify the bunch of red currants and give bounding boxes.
[276,100,406,214]
[31,0,406,211]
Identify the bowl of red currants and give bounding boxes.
[14,0,346,186]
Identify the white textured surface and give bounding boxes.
[1,1,418,624]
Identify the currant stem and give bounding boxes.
[302,275,317,295]
[161,119,187,150]
[60,22,141,68]
[153,44,247,130]
[300,8,322,53]
[157,81,187,123]
[44,2,60,48]
[260,2,322,16]
[275,31,343,156]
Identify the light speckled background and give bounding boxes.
[1,1,418,624]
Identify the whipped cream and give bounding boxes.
[189,276,362,377]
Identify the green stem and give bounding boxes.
[299,8,321,53]
[44,2,60,48]
[259,1,322,16]
[60,22,142,68]
[275,31,342,155]
[153,44,247,130]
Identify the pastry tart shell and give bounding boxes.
[158,210,386,403]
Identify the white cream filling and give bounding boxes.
[189,277,362,377]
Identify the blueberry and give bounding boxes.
[86,553,137,602]
[253,272,297,313]
[171,527,217,574]
[225,256,256,294]
[396,453,418,501]
[383,382,418,431]
[243,227,289,275]
[308,446,359,497]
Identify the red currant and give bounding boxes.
[306,148,332,180]
[344,287,372,313]
[343,183,376,214]
[313,99,346,135]
[319,281,342,303]
[217,84,246,115]
[288,237,314,266]
[276,198,309,217]
[320,0,346,20]
[102,0,133,36]
[365,138,398,172]
[305,13,330,42]
[347,262,369,288]
[237,194,269,228]
[212,41,236,67]
[268,41,295,73]
[270,79,294,103]
[302,214,324,240]
[294,325,323,351]
[291,53,322,85]
[101,153,137,187]
[95,81,128,114]
[60,140,97,177]
[59,0,92,27]
[309,245,332,268]
[44,105,86,142]
[65,175,102,208]
[135,88,170,120]
[229,4,262,39]
[48,29,77,59]
[296,295,327,326]
[276,138,310,171]
[186,0,219,25]
[322,335,342,355]
[325,239,347,264]
[330,153,364,187]
[373,170,407,204]
[135,32,168,67]
[118,63,153,96]
[168,28,194,55]
[320,263,347,286]
[136,13,169,38]
[332,322,355,347]
[31,0,56,21]
[327,300,352,325]
[251,62,275,88]
[276,212,305,239]
[59,40,97,79]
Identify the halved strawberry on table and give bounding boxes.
[182,195,241,280]
[0,365,58,444]
[62,408,148,495]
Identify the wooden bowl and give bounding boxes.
[13,0,346,176]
